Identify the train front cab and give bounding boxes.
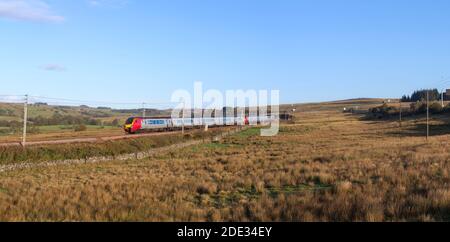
[123,117,134,133]
[124,117,142,134]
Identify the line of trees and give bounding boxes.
[401,89,441,102]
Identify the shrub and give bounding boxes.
[369,104,397,118]
[410,101,427,114]
[429,102,443,114]
[410,101,444,114]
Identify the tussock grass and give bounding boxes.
[0,111,449,221]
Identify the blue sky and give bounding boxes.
[1,0,450,105]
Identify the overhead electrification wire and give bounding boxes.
[29,96,179,106]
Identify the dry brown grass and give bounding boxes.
[0,110,449,221]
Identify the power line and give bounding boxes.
[28,95,179,106]
[0,94,182,112]
[0,95,25,97]
[0,99,26,103]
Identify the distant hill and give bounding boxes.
[280,98,391,113]
[0,102,171,125]
[0,98,391,124]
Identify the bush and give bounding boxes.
[410,101,444,114]
[429,102,443,114]
[369,104,397,118]
[410,101,427,114]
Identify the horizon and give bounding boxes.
[1,0,450,104]
[0,94,392,109]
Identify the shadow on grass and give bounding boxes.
[207,183,333,208]
[359,112,450,138]
[387,123,450,137]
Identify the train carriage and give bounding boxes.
[203,117,216,126]
[142,118,169,129]
[123,115,268,134]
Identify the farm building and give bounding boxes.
[445,89,450,101]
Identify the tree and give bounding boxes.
[409,89,440,102]
[401,95,411,102]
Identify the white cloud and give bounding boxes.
[0,0,64,23]
[40,64,67,72]
[87,0,129,8]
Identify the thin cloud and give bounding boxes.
[40,64,67,72]
[87,0,129,8]
[0,0,64,23]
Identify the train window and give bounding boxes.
[145,119,166,125]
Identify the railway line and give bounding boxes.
[0,130,184,147]
[0,115,274,147]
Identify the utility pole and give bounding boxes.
[399,99,402,127]
[142,102,146,118]
[22,94,28,147]
[426,91,429,141]
[442,89,445,108]
[181,101,185,134]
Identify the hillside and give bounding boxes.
[0,102,172,142]
[280,98,390,113]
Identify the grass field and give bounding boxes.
[0,103,448,221]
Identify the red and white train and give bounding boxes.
[123,116,273,134]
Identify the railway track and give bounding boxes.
[0,130,183,147]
